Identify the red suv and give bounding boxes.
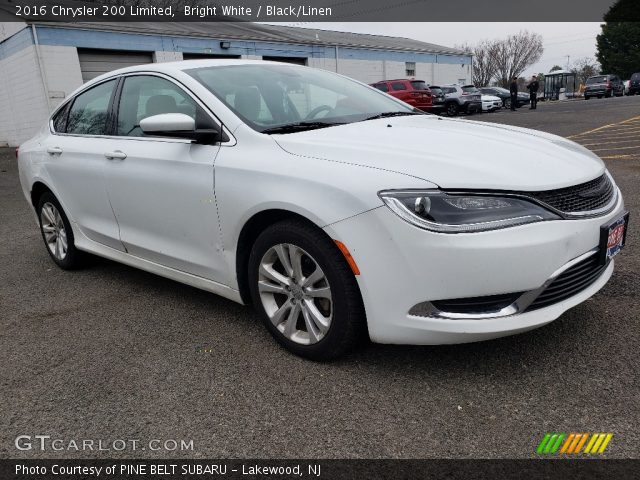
[371,79,433,111]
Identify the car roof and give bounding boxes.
[83,59,297,87]
[376,79,426,83]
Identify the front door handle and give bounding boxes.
[46,147,63,155]
[104,150,127,160]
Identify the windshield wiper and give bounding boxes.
[362,111,425,121]
[261,121,343,134]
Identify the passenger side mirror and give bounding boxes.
[140,113,224,144]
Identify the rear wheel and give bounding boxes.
[37,192,85,269]
[503,98,511,109]
[446,102,459,117]
[248,220,366,360]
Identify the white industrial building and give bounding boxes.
[0,21,472,146]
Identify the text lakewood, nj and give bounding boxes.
[15,4,333,19]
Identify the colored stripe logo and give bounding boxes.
[537,433,613,454]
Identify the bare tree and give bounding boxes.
[457,40,499,87]
[493,31,544,88]
[571,57,600,85]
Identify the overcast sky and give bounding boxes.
[266,22,602,78]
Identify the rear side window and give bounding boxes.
[410,81,428,90]
[66,80,117,135]
[52,103,70,133]
[587,76,607,84]
[391,82,407,91]
[374,83,389,92]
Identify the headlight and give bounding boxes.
[378,190,561,233]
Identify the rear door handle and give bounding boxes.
[104,150,127,160]
[46,147,63,155]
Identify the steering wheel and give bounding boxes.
[305,105,333,120]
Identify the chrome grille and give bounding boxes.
[526,254,609,311]
[526,174,615,215]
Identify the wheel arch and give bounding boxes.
[30,181,54,208]
[235,209,333,305]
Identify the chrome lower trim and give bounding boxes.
[409,248,602,320]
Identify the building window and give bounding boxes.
[458,79,467,85]
[405,62,416,77]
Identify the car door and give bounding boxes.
[103,73,229,283]
[42,78,125,251]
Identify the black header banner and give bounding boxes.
[0,0,627,22]
[1,459,639,480]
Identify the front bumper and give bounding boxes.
[323,190,625,345]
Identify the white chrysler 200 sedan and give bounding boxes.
[18,60,628,360]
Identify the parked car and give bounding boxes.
[629,72,640,95]
[441,84,482,116]
[584,74,624,99]
[427,85,446,114]
[370,79,433,111]
[481,94,502,112]
[17,60,628,360]
[479,87,529,109]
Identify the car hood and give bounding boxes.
[273,115,605,191]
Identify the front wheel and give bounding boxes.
[248,220,366,360]
[503,98,511,109]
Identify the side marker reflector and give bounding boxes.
[334,240,360,276]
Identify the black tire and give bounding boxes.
[503,98,511,109]
[446,102,459,117]
[36,192,86,269]
[248,219,366,361]
[584,95,590,100]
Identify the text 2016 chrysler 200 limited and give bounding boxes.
[18,60,628,360]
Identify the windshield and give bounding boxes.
[587,76,607,84]
[493,87,510,94]
[186,64,413,133]
[410,81,428,91]
[429,87,443,95]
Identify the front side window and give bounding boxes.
[374,83,389,92]
[186,64,413,132]
[116,75,200,137]
[66,80,117,135]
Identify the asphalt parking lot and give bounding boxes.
[1,95,639,460]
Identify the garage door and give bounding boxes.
[262,56,307,66]
[78,49,154,82]
[182,53,241,60]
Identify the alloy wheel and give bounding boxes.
[40,202,67,260]
[258,243,332,345]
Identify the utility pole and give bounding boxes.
[566,55,570,71]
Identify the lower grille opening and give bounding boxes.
[431,292,523,314]
[526,254,609,311]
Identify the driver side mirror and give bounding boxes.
[140,113,225,145]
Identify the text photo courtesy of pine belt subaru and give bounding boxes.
[17,60,629,360]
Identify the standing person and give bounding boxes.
[509,76,518,111]
[527,75,539,109]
